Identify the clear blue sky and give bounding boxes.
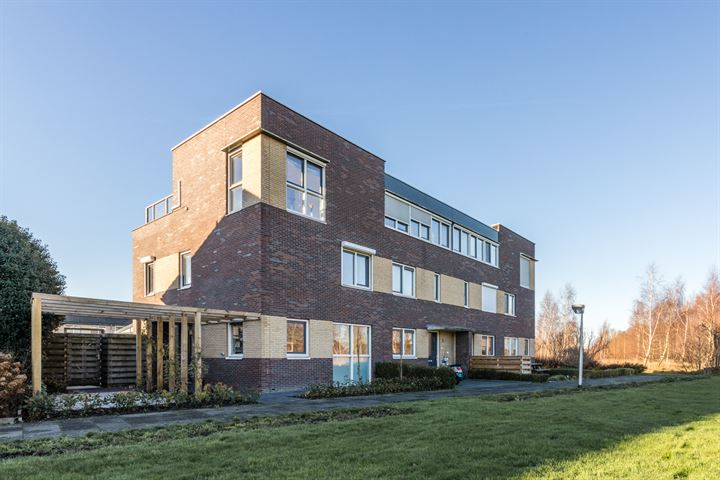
[1,1,718,333]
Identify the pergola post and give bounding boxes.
[135,319,143,388]
[180,314,188,394]
[156,316,164,391]
[31,296,43,394]
[167,315,176,392]
[194,312,202,394]
[145,317,153,391]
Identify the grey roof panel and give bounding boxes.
[385,174,499,242]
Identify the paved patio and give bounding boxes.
[0,374,661,443]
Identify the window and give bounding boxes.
[385,216,396,228]
[504,337,519,356]
[392,328,416,358]
[342,248,371,289]
[180,252,192,288]
[392,263,415,297]
[474,334,495,356]
[440,223,450,248]
[287,320,308,357]
[452,227,461,252]
[505,293,515,316]
[333,323,371,383]
[144,262,154,296]
[433,273,441,302]
[463,281,469,307]
[482,284,497,313]
[523,338,531,356]
[397,221,408,233]
[227,322,243,357]
[286,151,325,221]
[228,151,243,213]
[520,256,531,288]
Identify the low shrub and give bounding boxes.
[599,362,647,373]
[0,353,27,418]
[467,368,549,383]
[22,383,258,422]
[301,377,452,399]
[547,374,571,382]
[544,367,637,379]
[374,362,456,389]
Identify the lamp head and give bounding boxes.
[572,304,585,315]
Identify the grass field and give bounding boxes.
[0,377,718,479]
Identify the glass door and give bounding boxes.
[332,323,371,384]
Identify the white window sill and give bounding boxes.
[392,355,417,360]
[225,355,244,360]
[392,292,416,299]
[287,354,310,360]
[178,285,192,291]
[342,283,373,292]
[286,208,326,224]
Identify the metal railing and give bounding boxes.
[145,194,174,224]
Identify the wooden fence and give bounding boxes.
[469,356,532,375]
[43,333,137,388]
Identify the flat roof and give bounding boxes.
[385,174,499,242]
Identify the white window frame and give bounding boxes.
[505,293,515,316]
[226,321,244,359]
[144,262,155,296]
[520,255,532,289]
[463,281,469,308]
[227,149,243,214]
[433,273,441,302]
[475,334,495,356]
[340,242,374,291]
[523,338,531,356]
[179,251,192,289]
[286,319,309,359]
[481,283,498,313]
[504,337,519,356]
[332,322,372,383]
[391,263,416,298]
[392,328,416,359]
[286,148,326,222]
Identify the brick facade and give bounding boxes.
[132,92,536,392]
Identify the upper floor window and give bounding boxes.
[180,252,192,288]
[228,151,243,213]
[392,328,416,358]
[342,247,372,290]
[520,255,532,289]
[505,293,515,316]
[144,262,155,296]
[287,319,308,357]
[286,151,325,221]
[482,284,497,313]
[227,322,243,358]
[434,273,441,302]
[392,263,415,297]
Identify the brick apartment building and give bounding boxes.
[132,92,537,392]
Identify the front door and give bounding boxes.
[428,332,438,367]
[439,331,455,365]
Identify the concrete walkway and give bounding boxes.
[0,374,661,443]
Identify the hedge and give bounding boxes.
[374,362,453,381]
[467,369,549,383]
[300,377,452,399]
[544,367,637,379]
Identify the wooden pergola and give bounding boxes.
[31,293,260,394]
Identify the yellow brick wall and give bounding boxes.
[469,283,483,310]
[309,319,333,358]
[416,268,435,302]
[262,315,288,358]
[440,274,465,307]
[373,257,393,293]
[240,134,262,208]
[154,253,179,293]
[202,323,227,359]
[496,289,507,315]
[261,134,287,209]
[529,260,536,290]
[416,328,430,358]
[439,331,455,364]
[243,320,262,358]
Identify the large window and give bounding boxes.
[482,284,497,313]
[434,273,441,302]
[392,263,415,297]
[287,320,308,357]
[333,323,371,384]
[228,150,243,213]
[504,337,519,356]
[523,338,531,356]
[392,328,416,358]
[144,262,154,296]
[474,334,495,356]
[342,248,371,289]
[520,255,532,289]
[227,322,243,358]
[286,151,325,221]
[180,252,192,288]
[505,293,515,316]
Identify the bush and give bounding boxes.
[0,353,27,418]
[301,377,450,399]
[373,362,456,388]
[22,384,258,422]
[600,362,647,373]
[467,368,549,383]
[544,367,638,379]
[547,374,571,382]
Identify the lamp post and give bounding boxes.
[572,304,585,388]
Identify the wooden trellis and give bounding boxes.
[31,293,260,394]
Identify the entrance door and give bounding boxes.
[332,323,371,384]
[439,332,456,365]
[428,332,438,367]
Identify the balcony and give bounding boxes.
[145,194,174,224]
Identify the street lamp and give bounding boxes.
[572,304,586,388]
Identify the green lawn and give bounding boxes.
[1,377,718,479]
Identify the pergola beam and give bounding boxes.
[31,296,42,394]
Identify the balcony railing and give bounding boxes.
[145,194,174,224]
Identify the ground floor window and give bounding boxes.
[392,328,415,359]
[333,323,371,384]
[504,337,519,356]
[474,334,495,356]
[227,322,243,358]
[287,320,308,357]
